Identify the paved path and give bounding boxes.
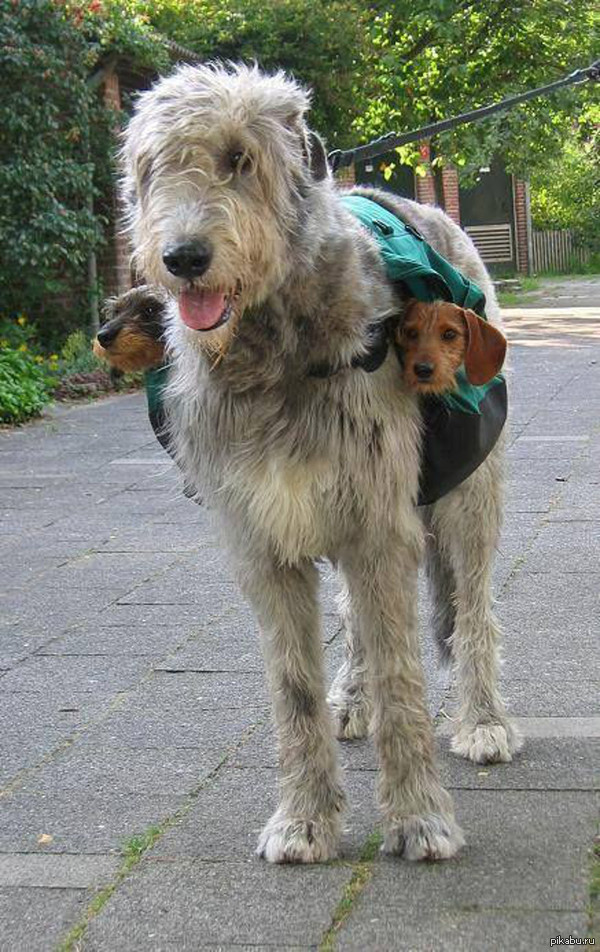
[1,278,599,951]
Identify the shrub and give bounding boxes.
[58,329,101,375]
[0,347,51,424]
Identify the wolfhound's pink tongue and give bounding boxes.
[179,289,227,330]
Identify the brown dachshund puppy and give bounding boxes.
[93,285,168,372]
[398,299,507,394]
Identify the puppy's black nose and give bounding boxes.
[97,323,119,348]
[162,240,212,279]
[414,362,434,380]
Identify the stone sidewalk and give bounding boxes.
[1,282,599,950]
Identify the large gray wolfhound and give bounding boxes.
[122,63,521,864]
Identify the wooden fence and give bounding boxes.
[532,229,589,273]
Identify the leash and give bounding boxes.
[328,59,600,173]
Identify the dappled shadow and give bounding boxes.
[502,307,600,347]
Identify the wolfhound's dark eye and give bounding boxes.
[229,150,251,174]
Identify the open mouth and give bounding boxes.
[178,286,239,332]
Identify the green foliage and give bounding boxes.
[105,0,365,146]
[0,0,106,346]
[0,0,167,350]
[354,0,599,181]
[530,104,600,250]
[58,329,100,374]
[0,347,51,424]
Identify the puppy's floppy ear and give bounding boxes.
[461,309,507,385]
[304,131,330,181]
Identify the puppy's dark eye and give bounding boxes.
[142,304,160,318]
[442,329,457,341]
[229,150,251,174]
[404,327,419,340]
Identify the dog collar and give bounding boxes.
[307,319,394,378]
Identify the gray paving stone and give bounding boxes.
[0,793,185,855]
[500,679,600,716]
[497,574,600,680]
[232,726,600,792]
[18,745,228,797]
[0,853,119,887]
[118,669,270,712]
[95,602,211,628]
[37,624,189,658]
[0,692,114,733]
[0,655,151,694]
[0,727,72,787]
[337,909,590,952]
[78,706,257,751]
[0,887,88,952]
[153,628,263,673]
[349,789,596,915]
[152,767,376,862]
[85,858,352,950]
[524,521,600,573]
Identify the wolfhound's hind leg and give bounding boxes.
[327,578,372,740]
[429,455,522,764]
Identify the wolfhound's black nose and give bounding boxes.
[414,362,434,379]
[162,240,212,279]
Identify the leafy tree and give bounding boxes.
[0,0,105,345]
[353,0,599,180]
[105,0,366,147]
[530,103,600,250]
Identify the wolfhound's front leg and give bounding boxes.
[340,527,464,861]
[240,555,345,863]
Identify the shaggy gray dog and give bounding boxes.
[122,63,521,864]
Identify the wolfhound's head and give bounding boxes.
[121,63,329,354]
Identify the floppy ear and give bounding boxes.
[461,309,507,385]
[303,130,330,181]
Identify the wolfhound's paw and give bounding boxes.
[328,696,371,741]
[451,721,523,764]
[383,812,465,861]
[257,810,341,864]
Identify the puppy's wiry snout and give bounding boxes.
[414,361,434,380]
[162,239,213,279]
[97,322,120,348]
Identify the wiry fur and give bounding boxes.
[121,62,520,865]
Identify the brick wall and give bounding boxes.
[98,70,133,298]
[513,178,531,275]
[441,165,461,225]
[415,142,437,205]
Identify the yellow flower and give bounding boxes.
[18,343,28,352]
[17,315,27,326]
[50,354,59,361]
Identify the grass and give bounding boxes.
[319,830,383,952]
[589,832,600,942]
[57,718,266,951]
[497,275,541,307]
[57,826,164,952]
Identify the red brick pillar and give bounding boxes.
[513,178,532,275]
[441,164,461,225]
[103,70,121,111]
[415,141,437,205]
[101,70,132,294]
